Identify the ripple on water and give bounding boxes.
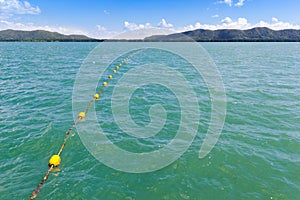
[1,42,300,199]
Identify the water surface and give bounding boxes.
[0,42,299,199]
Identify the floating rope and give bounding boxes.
[29,49,145,199]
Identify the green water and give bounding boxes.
[0,42,299,199]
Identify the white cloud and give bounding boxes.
[219,0,246,7]
[157,18,173,28]
[98,18,175,39]
[93,24,119,39]
[215,17,248,29]
[123,18,173,31]
[124,21,152,31]
[256,19,300,30]
[183,22,201,31]
[234,0,245,7]
[237,17,248,25]
[181,17,300,32]
[272,17,278,23]
[114,28,175,39]
[221,17,233,24]
[223,0,232,7]
[119,19,175,39]
[96,25,107,32]
[212,14,219,18]
[0,0,40,15]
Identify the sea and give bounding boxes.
[0,42,299,200]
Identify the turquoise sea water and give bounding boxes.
[0,42,299,199]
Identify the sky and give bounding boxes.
[0,0,300,38]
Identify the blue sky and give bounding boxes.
[0,0,300,38]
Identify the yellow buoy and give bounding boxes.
[94,93,99,100]
[78,112,86,119]
[103,82,108,87]
[116,66,119,69]
[113,69,117,73]
[119,63,122,67]
[108,75,113,79]
[48,155,61,167]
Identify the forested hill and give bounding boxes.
[0,29,102,42]
[145,27,300,42]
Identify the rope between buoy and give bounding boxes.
[29,48,146,199]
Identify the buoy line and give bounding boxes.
[29,48,146,199]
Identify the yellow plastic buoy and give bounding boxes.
[78,112,86,119]
[103,82,108,87]
[113,69,117,73]
[48,155,61,167]
[119,63,122,67]
[94,94,99,100]
[116,66,119,69]
[108,75,113,79]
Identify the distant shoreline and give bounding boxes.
[1,28,300,42]
[0,39,104,42]
[1,39,300,42]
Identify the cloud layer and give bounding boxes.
[182,17,300,32]
[94,19,175,39]
[122,17,300,34]
[92,17,300,39]
[123,18,173,31]
[0,0,40,15]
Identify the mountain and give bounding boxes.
[144,27,300,42]
[0,29,102,42]
[2,27,300,42]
